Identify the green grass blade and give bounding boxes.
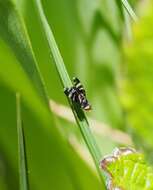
[121,0,138,22]
[16,93,29,190]
[33,0,106,187]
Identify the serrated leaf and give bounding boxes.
[100,147,153,190]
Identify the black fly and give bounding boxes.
[64,77,91,111]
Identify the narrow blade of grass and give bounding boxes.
[16,93,29,190]
[121,0,138,22]
[33,0,106,187]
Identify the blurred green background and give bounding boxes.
[0,0,153,189]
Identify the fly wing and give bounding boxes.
[73,77,86,96]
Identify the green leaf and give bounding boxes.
[0,0,48,104]
[16,93,29,190]
[122,0,153,162]
[100,147,153,190]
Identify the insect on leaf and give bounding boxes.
[100,147,153,190]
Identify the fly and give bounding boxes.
[64,77,91,111]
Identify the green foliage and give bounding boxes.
[1,0,152,189]
[100,147,153,190]
[122,0,153,162]
[33,0,106,186]
[0,0,48,104]
[0,0,104,189]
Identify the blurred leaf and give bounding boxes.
[16,93,29,190]
[122,0,153,162]
[100,147,153,190]
[75,0,124,129]
[0,0,48,104]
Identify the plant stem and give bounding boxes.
[33,0,106,187]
